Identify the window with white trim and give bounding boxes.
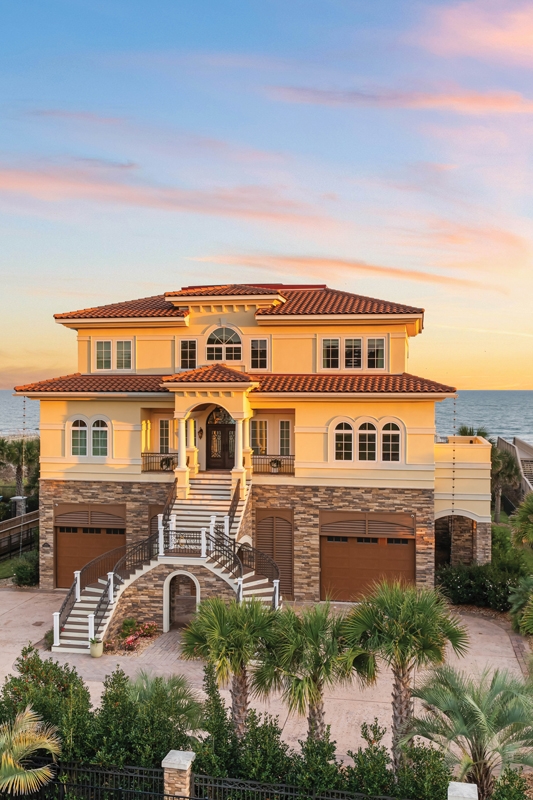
[367,338,385,369]
[72,419,87,456]
[180,340,197,370]
[251,420,268,455]
[92,419,108,457]
[159,419,170,454]
[279,420,291,455]
[382,422,400,461]
[95,340,133,370]
[322,339,340,369]
[345,338,362,369]
[206,328,241,361]
[251,339,268,370]
[358,422,377,461]
[335,422,353,461]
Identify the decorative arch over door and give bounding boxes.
[206,406,236,470]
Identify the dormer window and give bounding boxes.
[367,339,385,369]
[206,328,241,361]
[94,340,133,371]
[96,341,112,370]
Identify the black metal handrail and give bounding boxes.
[227,479,240,532]
[237,542,279,584]
[141,452,179,472]
[162,478,178,529]
[164,527,243,581]
[252,454,295,474]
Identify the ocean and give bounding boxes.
[0,388,532,444]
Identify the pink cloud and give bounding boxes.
[0,163,332,227]
[271,85,533,114]
[414,1,533,66]
[195,253,496,290]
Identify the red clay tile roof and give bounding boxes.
[162,364,254,384]
[54,284,423,320]
[165,284,280,297]
[251,373,455,394]
[15,371,454,394]
[14,373,168,393]
[256,287,423,316]
[54,295,189,320]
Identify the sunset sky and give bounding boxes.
[1,0,532,390]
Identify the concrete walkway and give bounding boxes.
[0,587,525,758]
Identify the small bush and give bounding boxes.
[509,576,533,630]
[437,563,523,612]
[235,710,293,783]
[137,621,158,637]
[492,768,528,800]
[395,742,451,800]
[345,720,394,797]
[119,617,137,638]
[12,550,39,586]
[44,628,54,650]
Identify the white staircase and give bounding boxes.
[51,474,280,654]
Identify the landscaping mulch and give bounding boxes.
[104,631,162,658]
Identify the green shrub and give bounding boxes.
[44,628,54,650]
[235,710,293,783]
[345,720,394,797]
[437,563,523,611]
[193,663,237,777]
[92,669,138,767]
[395,742,451,800]
[509,576,533,631]
[12,550,39,586]
[0,645,93,761]
[492,767,528,800]
[287,728,346,793]
[119,617,137,638]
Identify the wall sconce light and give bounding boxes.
[198,428,204,440]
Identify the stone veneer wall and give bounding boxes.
[251,485,435,602]
[39,480,171,590]
[236,488,253,543]
[436,515,492,567]
[474,521,492,565]
[105,562,236,639]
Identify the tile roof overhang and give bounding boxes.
[164,284,286,305]
[15,371,455,398]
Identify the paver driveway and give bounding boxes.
[0,587,526,758]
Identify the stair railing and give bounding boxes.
[227,479,241,535]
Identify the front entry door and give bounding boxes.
[206,425,235,469]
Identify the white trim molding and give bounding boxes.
[162,570,201,633]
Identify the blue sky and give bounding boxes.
[1,0,532,389]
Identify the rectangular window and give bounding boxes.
[181,340,197,370]
[92,429,108,457]
[358,431,376,461]
[345,339,362,369]
[382,432,400,462]
[327,536,348,542]
[106,528,124,535]
[96,341,112,370]
[387,538,409,545]
[335,430,353,461]
[82,528,101,534]
[357,537,378,544]
[206,345,223,361]
[225,345,241,361]
[116,341,132,370]
[59,527,78,533]
[159,419,170,454]
[322,339,340,369]
[367,338,385,369]
[251,420,268,455]
[251,339,268,370]
[279,421,291,456]
[71,429,87,456]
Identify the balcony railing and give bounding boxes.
[141,452,179,472]
[252,454,295,475]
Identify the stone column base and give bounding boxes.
[162,750,196,796]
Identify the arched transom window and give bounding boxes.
[206,328,241,361]
[358,422,377,461]
[91,419,108,457]
[382,422,400,461]
[334,422,353,461]
[71,419,87,456]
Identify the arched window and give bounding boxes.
[358,422,376,461]
[92,419,108,457]
[382,422,400,462]
[206,328,242,361]
[335,422,353,461]
[71,419,87,456]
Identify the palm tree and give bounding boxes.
[0,439,40,498]
[253,602,375,740]
[129,670,203,733]
[0,706,61,795]
[404,665,533,800]
[511,492,533,549]
[491,446,520,524]
[343,580,468,770]
[458,425,490,439]
[181,598,274,738]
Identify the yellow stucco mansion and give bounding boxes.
[16,283,491,649]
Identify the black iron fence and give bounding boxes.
[193,775,406,800]
[0,524,38,562]
[141,453,179,472]
[252,455,295,475]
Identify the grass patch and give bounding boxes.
[0,559,15,579]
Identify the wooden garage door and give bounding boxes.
[55,505,126,588]
[256,508,294,600]
[320,512,415,601]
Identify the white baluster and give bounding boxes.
[224,515,230,537]
[107,572,114,604]
[209,515,216,551]
[273,579,280,610]
[74,570,81,602]
[237,577,243,602]
[88,613,95,647]
[201,528,207,558]
[157,513,164,556]
[170,514,177,550]
[53,612,60,647]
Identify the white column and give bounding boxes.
[235,418,243,469]
[107,572,114,604]
[53,612,60,647]
[178,418,187,469]
[201,528,207,558]
[243,417,250,451]
[158,514,164,556]
[74,570,81,602]
[88,613,95,646]
[187,417,195,448]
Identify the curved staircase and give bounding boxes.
[52,477,280,653]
